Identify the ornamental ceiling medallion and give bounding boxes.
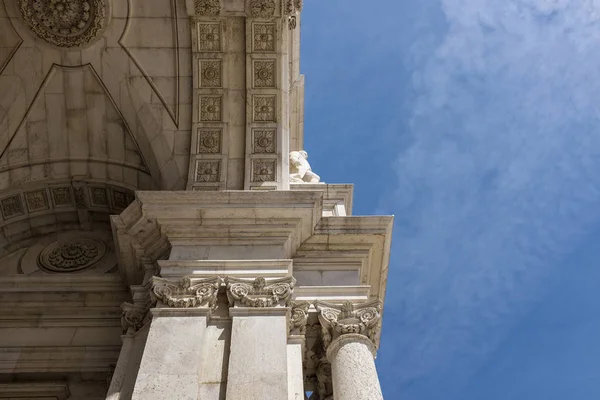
[38,237,106,272]
[18,0,107,48]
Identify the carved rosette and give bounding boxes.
[18,0,107,48]
[289,300,310,335]
[315,300,381,349]
[194,0,220,16]
[151,276,222,309]
[250,0,276,18]
[225,276,295,307]
[121,302,147,333]
[38,237,106,272]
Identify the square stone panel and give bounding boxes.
[112,190,130,209]
[1,195,24,220]
[195,160,221,183]
[200,60,222,87]
[253,60,275,88]
[51,187,73,207]
[89,187,108,207]
[200,96,222,121]
[252,23,276,52]
[253,95,276,122]
[25,189,49,213]
[252,129,276,153]
[198,22,221,52]
[252,159,277,182]
[197,129,222,154]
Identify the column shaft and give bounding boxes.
[132,312,209,399]
[287,340,304,400]
[226,310,289,399]
[327,334,383,400]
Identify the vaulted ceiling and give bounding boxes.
[0,0,192,261]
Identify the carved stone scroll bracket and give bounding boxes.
[282,0,302,29]
[151,276,222,310]
[225,276,296,308]
[314,300,381,350]
[289,300,310,335]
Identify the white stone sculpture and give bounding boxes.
[290,150,321,183]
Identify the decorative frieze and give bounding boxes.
[1,195,24,219]
[194,0,220,16]
[200,60,222,88]
[198,129,222,154]
[252,129,276,153]
[51,187,72,207]
[253,60,275,88]
[252,23,276,52]
[250,0,276,18]
[151,276,222,309]
[225,276,295,307]
[89,187,108,207]
[195,160,221,182]
[289,301,310,335]
[198,23,222,52]
[200,96,223,121]
[253,95,276,122]
[251,159,276,182]
[315,300,381,348]
[24,189,49,213]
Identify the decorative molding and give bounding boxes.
[195,160,221,182]
[250,0,276,18]
[314,300,381,349]
[18,0,107,48]
[151,276,222,309]
[1,195,25,219]
[225,276,295,307]
[198,23,222,52]
[200,96,223,121]
[253,95,276,122]
[24,189,49,213]
[289,300,310,335]
[194,0,220,16]
[200,59,222,87]
[252,23,276,52]
[253,60,276,88]
[198,129,222,154]
[38,236,107,272]
[252,159,276,182]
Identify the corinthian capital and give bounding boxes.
[289,300,310,335]
[225,276,295,308]
[151,276,222,309]
[314,300,381,349]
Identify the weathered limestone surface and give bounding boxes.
[327,334,384,400]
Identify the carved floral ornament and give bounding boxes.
[225,276,295,308]
[18,0,107,48]
[194,0,220,16]
[315,300,382,348]
[38,237,106,272]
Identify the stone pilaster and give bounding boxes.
[225,276,295,399]
[315,300,383,400]
[131,276,221,399]
[288,301,309,400]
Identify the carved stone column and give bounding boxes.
[315,300,383,400]
[225,276,295,400]
[288,301,309,400]
[131,276,221,399]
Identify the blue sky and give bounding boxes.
[301,0,600,398]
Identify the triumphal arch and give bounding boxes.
[0,0,393,398]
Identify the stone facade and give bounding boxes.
[0,1,392,399]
